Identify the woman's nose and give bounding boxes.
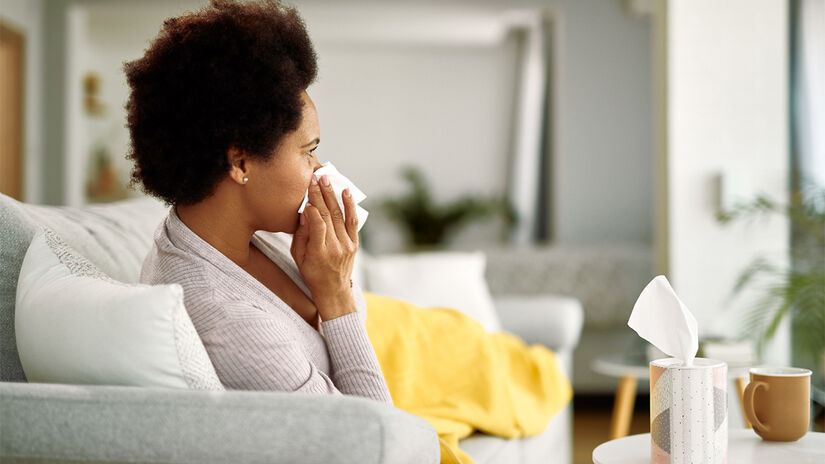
[312,158,322,171]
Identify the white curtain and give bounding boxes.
[795,0,825,188]
[507,13,548,246]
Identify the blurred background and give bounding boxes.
[1,0,822,461]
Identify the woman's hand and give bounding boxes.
[290,173,360,320]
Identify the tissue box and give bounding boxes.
[650,358,728,464]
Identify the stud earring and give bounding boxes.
[243,177,248,183]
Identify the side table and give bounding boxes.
[592,429,825,463]
[590,354,650,439]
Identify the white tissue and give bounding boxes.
[297,161,369,232]
[627,275,699,366]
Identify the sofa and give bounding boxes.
[0,192,583,464]
[480,242,653,394]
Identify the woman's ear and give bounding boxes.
[226,146,249,185]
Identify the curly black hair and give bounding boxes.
[124,0,318,206]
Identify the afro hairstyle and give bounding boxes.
[124,0,318,206]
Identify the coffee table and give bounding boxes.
[592,429,825,463]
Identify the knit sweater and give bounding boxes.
[139,206,393,405]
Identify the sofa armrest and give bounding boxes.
[0,382,439,464]
[493,295,583,384]
[492,294,584,354]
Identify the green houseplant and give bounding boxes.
[375,166,517,250]
[717,183,825,380]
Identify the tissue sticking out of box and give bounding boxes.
[627,275,699,367]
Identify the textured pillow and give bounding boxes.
[363,251,502,333]
[15,227,224,390]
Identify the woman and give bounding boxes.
[130,0,392,404]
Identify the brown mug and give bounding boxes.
[743,367,812,441]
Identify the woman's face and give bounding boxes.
[246,90,322,234]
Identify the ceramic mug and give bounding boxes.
[650,358,728,464]
[743,367,812,442]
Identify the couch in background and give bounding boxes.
[481,242,653,394]
[0,193,583,464]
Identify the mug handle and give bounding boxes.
[743,380,771,434]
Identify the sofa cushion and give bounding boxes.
[363,251,502,333]
[15,227,223,390]
[460,404,571,464]
[483,244,653,329]
[0,193,169,381]
[0,194,38,381]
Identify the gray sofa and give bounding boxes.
[0,192,583,464]
[482,243,653,394]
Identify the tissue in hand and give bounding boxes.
[627,275,699,366]
[298,161,369,232]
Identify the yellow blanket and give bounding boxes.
[364,292,573,464]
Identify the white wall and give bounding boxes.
[553,0,653,245]
[74,1,522,232]
[65,3,90,208]
[300,0,654,248]
[658,0,790,363]
[74,1,201,208]
[299,3,522,251]
[0,0,44,204]
[51,0,654,249]
[299,0,654,249]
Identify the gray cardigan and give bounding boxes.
[139,205,393,404]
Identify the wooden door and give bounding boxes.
[0,21,24,201]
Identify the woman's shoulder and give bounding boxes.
[139,229,211,288]
[140,207,237,289]
[139,217,231,316]
[143,253,288,334]
[138,214,303,333]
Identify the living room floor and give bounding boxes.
[572,395,650,464]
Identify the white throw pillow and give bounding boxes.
[15,227,224,390]
[363,251,502,333]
